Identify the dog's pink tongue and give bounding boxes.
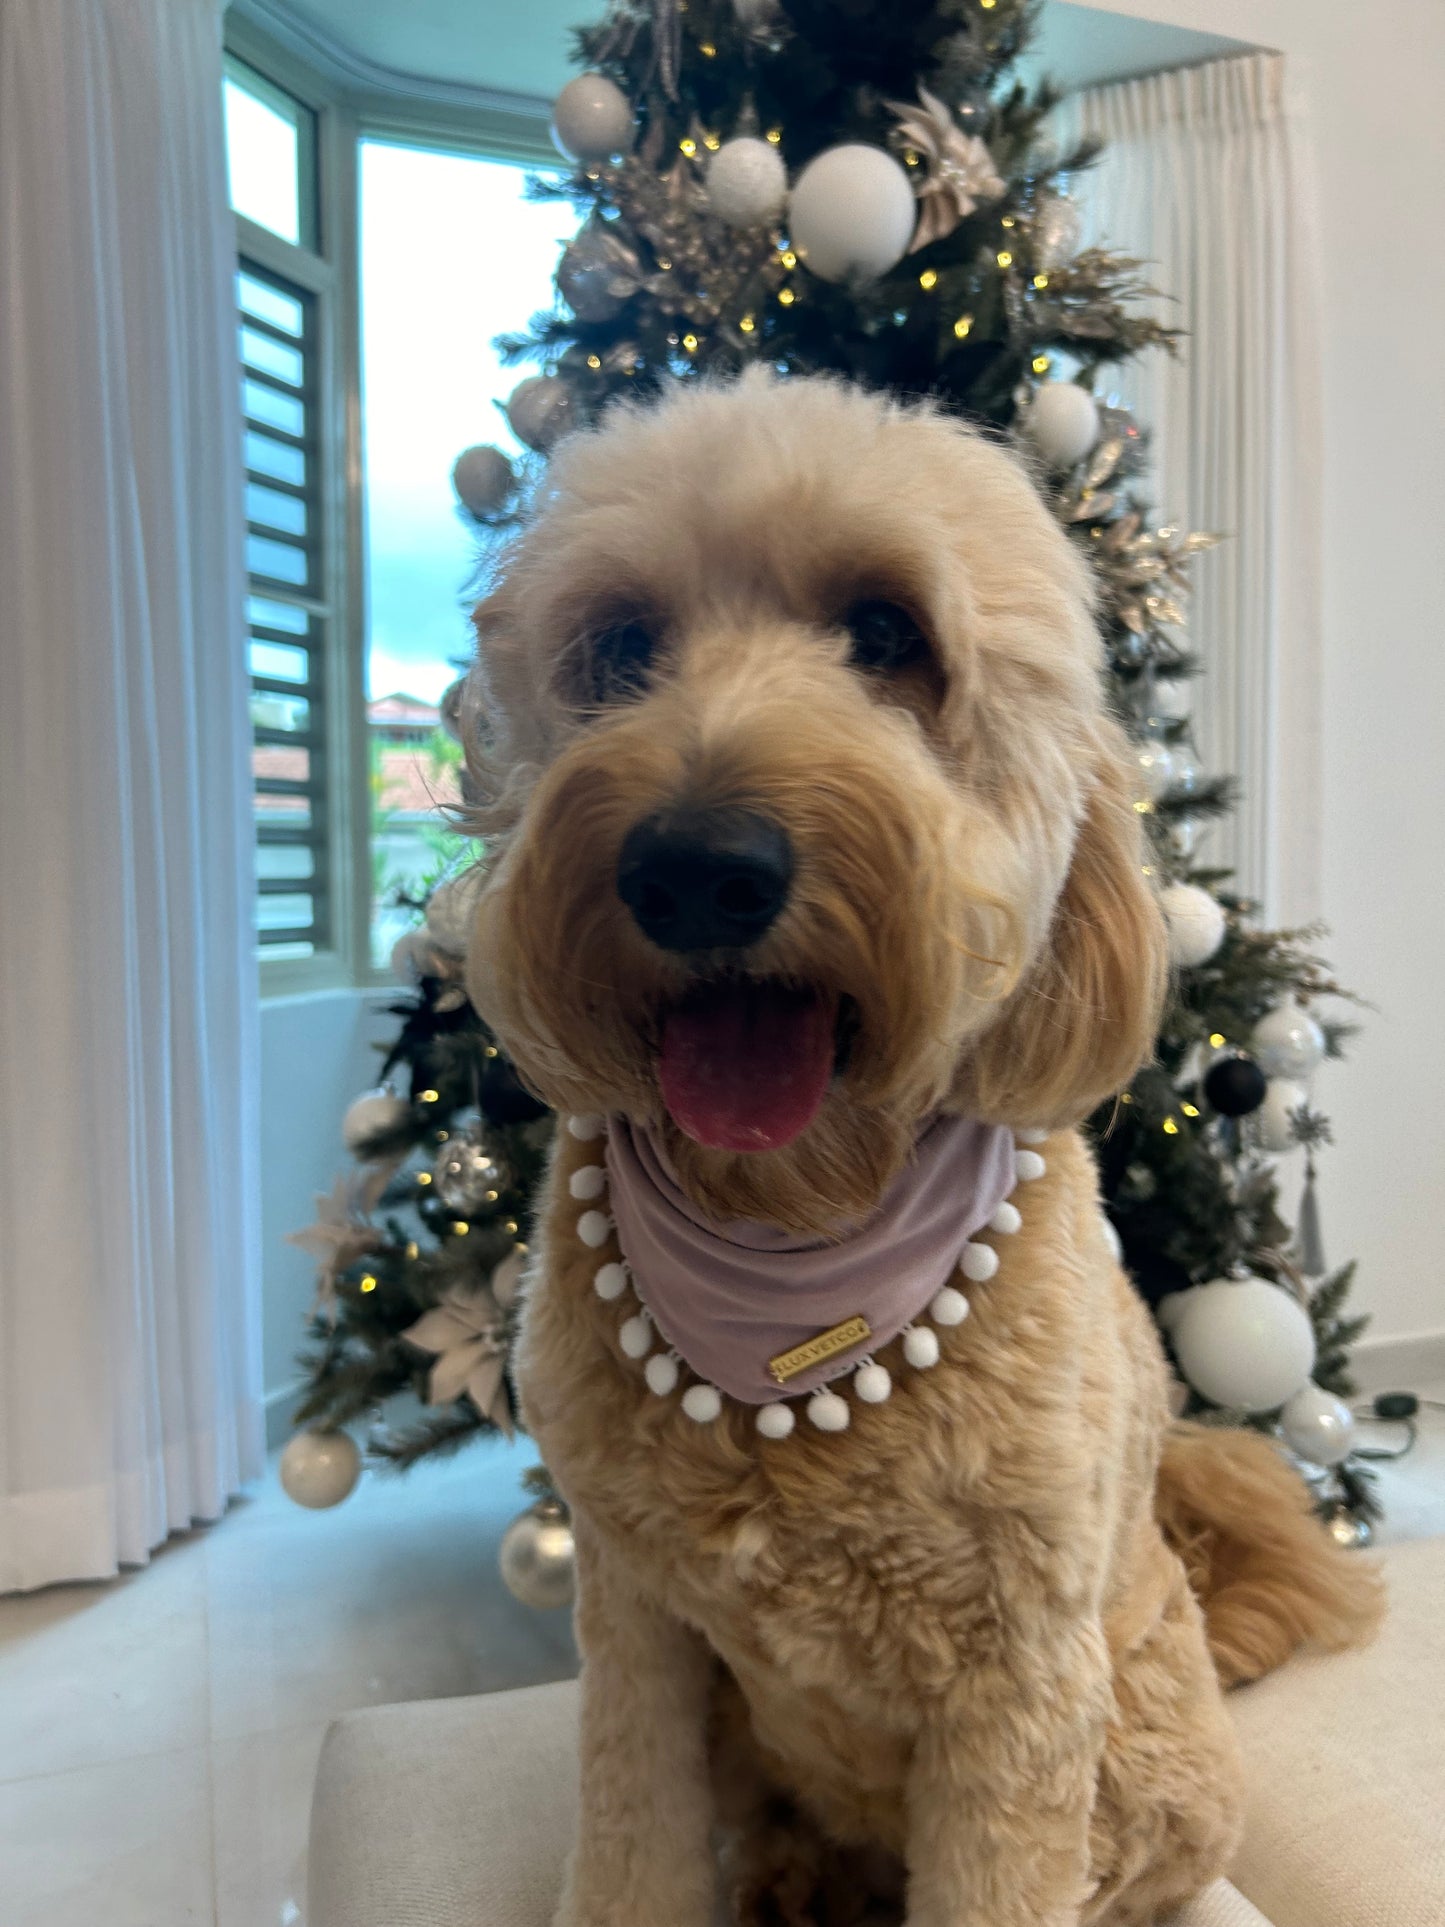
[660,983,834,1153]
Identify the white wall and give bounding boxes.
[1075,0,1445,1352]
[259,988,397,1439]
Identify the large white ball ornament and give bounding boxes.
[451,444,515,518]
[550,73,633,163]
[708,136,788,227]
[789,144,917,283]
[1257,1079,1307,1153]
[425,866,485,956]
[1170,1276,1316,1414]
[342,1087,409,1152]
[1280,1383,1356,1466]
[505,375,574,453]
[1252,1004,1326,1080]
[1028,383,1101,470]
[280,1429,361,1509]
[1159,882,1227,969]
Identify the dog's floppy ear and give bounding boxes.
[959,722,1169,1128]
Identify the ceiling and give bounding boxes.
[241,0,1250,108]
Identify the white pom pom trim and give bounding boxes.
[568,1164,607,1201]
[854,1360,892,1404]
[990,1200,1022,1236]
[808,1389,851,1432]
[619,1313,653,1360]
[594,1261,628,1302]
[930,1286,970,1327]
[577,1209,611,1248]
[645,1352,680,1396]
[682,1384,722,1424]
[960,1242,998,1283]
[568,1114,606,1140]
[1015,1149,1047,1182]
[1016,1127,1048,1145]
[757,1402,796,1438]
[903,1325,940,1370]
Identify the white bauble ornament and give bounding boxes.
[1257,1079,1307,1154]
[425,867,485,956]
[708,136,788,227]
[1159,882,1227,969]
[1280,1383,1356,1467]
[341,1087,408,1152]
[789,144,917,283]
[280,1429,361,1509]
[1027,383,1101,470]
[1169,1275,1316,1414]
[550,73,633,163]
[451,444,515,518]
[505,375,574,453]
[499,1498,576,1609]
[1252,1004,1326,1080]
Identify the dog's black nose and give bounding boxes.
[616,808,793,953]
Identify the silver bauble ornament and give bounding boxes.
[1252,1004,1326,1079]
[342,1087,409,1152]
[1280,1383,1356,1466]
[1134,737,1176,803]
[550,73,633,163]
[1027,383,1101,469]
[425,866,485,956]
[451,444,515,518]
[1159,882,1226,969]
[1256,1078,1307,1153]
[1169,1275,1316,1414]
[505,375,574,453]
[557,222,642,323]
[1032,192,1082,271]
[432,1123,500,1214]
[1326,1505,1373,1549]
[707,136,788,228]
[499,1497,576,1609]
[789,144,917,283]
[280,1429,361,1509]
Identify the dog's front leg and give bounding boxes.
[902,1621,1110,1927]
[555,1514,718,1927]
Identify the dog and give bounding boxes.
[461,370,1380,1927]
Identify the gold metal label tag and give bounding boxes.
[768,1315,872,1386]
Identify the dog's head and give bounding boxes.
[462,371,1165,1232]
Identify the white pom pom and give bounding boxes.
[707,136,788,227]
[854,1361,893,1403]
[1016,1127,1048,1145]
[990,1201,1022,1235]
[568,1114,605,1140]
[1016,1150,1047,1182]
[1027,383,1101,470]
[930,1286,970,1327]
[577,1209,611,1248]
[1160,882,1227,969]
[619,1314,652,1360]
[645,1353,679,1397]
[682,1384,722,1424]
[756,1401,796,1438]
[960,1242,998,1284]
[903,1325,940,1370]
[568,1164,607,1201]
[593,1261,628,1302]
[807,1388,851,1432]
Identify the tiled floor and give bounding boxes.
[2,1393,1442,1927]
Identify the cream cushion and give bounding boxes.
[308,1539,1445,1927]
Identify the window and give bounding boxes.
[359,141,572,966]
[225,51,341,965]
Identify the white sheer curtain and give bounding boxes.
[0,0,263,1590]
[1058,53,1323,923]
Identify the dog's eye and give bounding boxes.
[587,619,656,704]
[844,600,929,674]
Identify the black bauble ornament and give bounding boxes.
[1202,1053,1267,1118]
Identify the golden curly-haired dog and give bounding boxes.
[461,371,1379,1927]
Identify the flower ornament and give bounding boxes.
[402,1253,525,1435]
[887,88,1006,249]
[288,1171,390,1315]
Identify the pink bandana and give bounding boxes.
[604,1114,1017,1404]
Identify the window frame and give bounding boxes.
[225,17,556,995]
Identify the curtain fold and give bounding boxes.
[0,0,263,1591]
[1058,53,1323,923]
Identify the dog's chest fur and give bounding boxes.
[516,1124,1170,1841]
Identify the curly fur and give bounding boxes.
[460,371,1380,1927]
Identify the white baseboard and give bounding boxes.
[264,1381,304,1452]
[1347,1328,1445,1398]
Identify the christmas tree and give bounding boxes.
[287,0,1376,1555]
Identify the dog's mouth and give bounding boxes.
[657,979,848,1154]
